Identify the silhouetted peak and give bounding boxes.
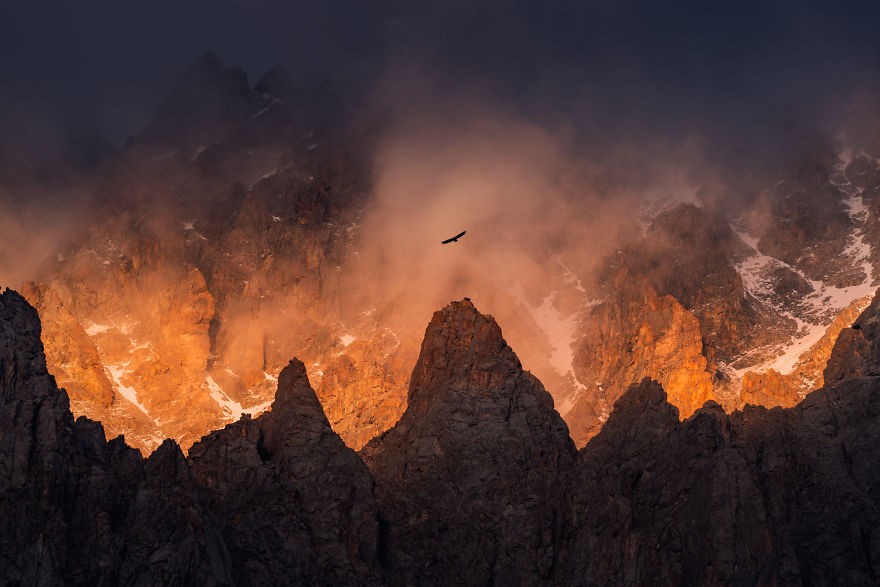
[610,378,671,415]
[364,297,573,459]
[584,378,680,460]
[194,51,224,72]
[0,288,49,398]
[360,298,574,584]
[263,358,333,452]
[145,438,191,480]
[407,298,517,404]
[272,358,320,413]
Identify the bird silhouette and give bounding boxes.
[441,230,466,244]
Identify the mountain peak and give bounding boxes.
[362,299,575,584]
[140,52,255,147]
[253,64,296,101]
[262,358,334,451]
[193,51,224,72]
[406,298,519,405]
[0,288,53,404]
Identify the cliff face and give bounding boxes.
[570,273,714,445]
[21,54,409,455]
[4,290,880,584]
[740,296,872,407]
[565,151,880,446]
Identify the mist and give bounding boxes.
[1,0,879,405]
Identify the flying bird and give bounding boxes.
[441,230,466,244]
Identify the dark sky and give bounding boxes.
[0,0,878,143]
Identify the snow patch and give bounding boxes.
[512,282,586,413]
[549,251,587,294]
[106,363,151,417]
[206,375,271,420]
[206,375,244,417]
[727,151,877,378]
[85,323,111,336]
[339,334,356,347]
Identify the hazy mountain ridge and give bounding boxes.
[11,53,880,455]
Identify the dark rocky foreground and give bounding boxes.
[2,288,880,585]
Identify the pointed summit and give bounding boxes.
[406,298,522,403]
[187,357,380,584]
[362,299,575,585]
[262,358,339,451]
[140,52,256,148]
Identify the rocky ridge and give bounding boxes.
[15,53,880,462]
[5,288,880,584]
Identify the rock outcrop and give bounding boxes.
[188,359,381,585]
[569,274,715,445]
[741,296,871,407]
[824,290,880,381]
[362,299,577,585]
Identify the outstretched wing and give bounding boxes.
[441,230,466,244]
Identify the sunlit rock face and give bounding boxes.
[23,241,221,452]
[740,297,871,407]
[19,54,413,455]
[569,274,714,446]
[564,150,880,445]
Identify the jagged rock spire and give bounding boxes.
[362,298,576,585]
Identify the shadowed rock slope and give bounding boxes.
[0,288,231,584]
[4,289,880,585]
[361,299,577,585]
[188,359,380,585]
[559,299,880,585]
